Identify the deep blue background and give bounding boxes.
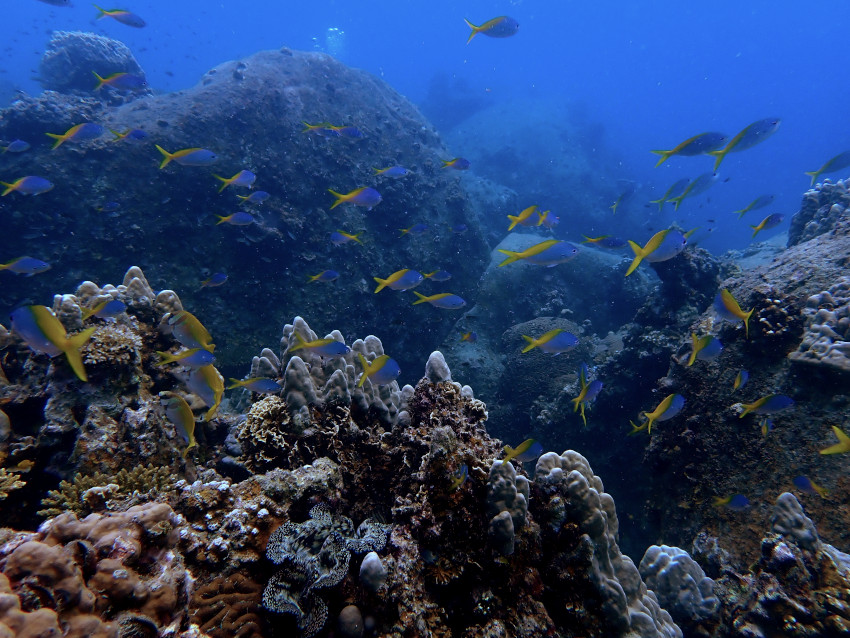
[3,0,850,253]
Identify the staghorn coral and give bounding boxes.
[0,469,24,501]
[789,276,850,373]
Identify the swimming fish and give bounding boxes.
[236,191,269,204]
[582,235,628,249]
[819,426,850,455]
[502,439,543,465]
[645,229,688,263]
[110,128,148,143]
[449,464,469,491]
[93,71,147,91]
[507,205,542,231]
[687,333,723,366]
[1,176,54,196]
[451,224,469,234]
[668,172,718,210]
[289,333,351,357]
[640,394,685,434]
[464,16,519,43]
[651,132,727,167]
[733,369,749,391]
[373,165,411,178]
[713,494,750,511]
[9,305,96,382]
[156,145,218,168]
[628,420,649,436]
[330,230,362,246]
[373,269,424,293]
[732,195,774,219]
[167,310,215,352]
[187,364,224,421]
[760,417,774,437]
[649,178,690,211]
[302,121,335,136]
[356,353,401,387]
[412,292,467,309]
[538,210,559,230]
[441,158,470,170]
[46,123,104,149]
[155,348,216,368]
[750,213,784,239]
[738,394,794,418]
[793,475,828,499]
[461,331,478,343]
[213,170,256,192]
[327,125,364,138]
[94,5,146,27]
[1,140,30,153]
[81,298,126,320]
[714,289,754,338]
[423,270,452,282]
[0,257,50,276]
[521,328,578,355]
[328,187,382,210]
[309,270,340,283]
[160,393,196,458]
[625,229,670,276]
[200,273,228,288]
[215,211,255,226]
[399,223,429,237]
[227,377,282,393]
[708,118,781,170]
[497,239,578,267]
[805,150,850,186]
[572,364,602,427]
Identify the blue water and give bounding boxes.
[3,1,850,254]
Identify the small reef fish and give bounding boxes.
[502,439,543,465]
[460,331,478,343]
[237,191,269,204]
[640,394,685,434]
[669,172,718,210]
[649,178,690,211]
[46,123,103,149]
[582,235,628,249]
[572,364,603,428]
[156,348,216,368]
[187,364,224,421]
[160,393,196,458]
[373,165,411,178]
[1,140,30,154]
[521,328,578,355]
[651,132,727,167]
[94,5,146,27]
[687,333,723,366]
[227,377,281,393]
[423,270,452,282]
[289,333,351,357]
[156,145,217,168]
[714,289,754,338]
[302,121,336,136]
[625,229,670,276]
[81,299,126,320]
[215,212,255,226]
[93,71,146,91]
[538,210,559,230]
[793,475,829,499]
[15,460,35,473]
[819,426,850,455]
[214,170,256,192]
[498,239,578,267]
[441,158,470,170]
[168,310,215,352]
[760,417,774,437]
[309,270,340,283]
[713,494,750,511]
[374,269,424,293]
[733,369,749,391]
[738,394,794,418]
[200,273,228,288]
[750,213,785,239]
[110,128,148,143]
[37,0,71,5]
[329,230,362,246]
[356,353,401,387]
[733,195,774,219]
[464,16,519,43]
[0,257,50,276]
[327,125,364,139]
[644,230,687,263]
[9,305,96,382]
[451,224,469,234]
[1,176,54,196]
[412,292,467,310]
[805,150,850,186]
[400,224,429,237]
[449,464,469,491]
[328,187,382,210]
[708,118,781,170]
[507,205,543,231]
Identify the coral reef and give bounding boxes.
[789,276,850,373]
[485,460,529,556]
[788,178,850,246]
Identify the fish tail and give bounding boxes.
[804,170,819,186]
[650,150,671,168]
[289,333,307,352]
[356,352,369,387]
[226,378,245,390]
[372,167,382,174]
[92,70,106,90]
[520,335,538,353]
[412,291,428,305]
[506,215,521,231]
[204,403,219,422]
[743,308,753,339]
[328,189,344,209]
[750,224,761,239]
[213,174,230,193]
[1,182,13,196]
[687,333,699,367]
[579,404,587,427]
[63,326,96,382]
[708,149,725,171]
[214,214,228,225]
[154,350,176,366]
[648,197,665,211]
[373,277,389,293]
[45,132,65,150]
[155,144,173,169]
[624,240,645,276]
[733,208,745,218]
[497,249,520,267]
[80,307,96,321]
[93,4,107,17]
[181,440,197,459]
[669,194,684,211]
[464,18,480,44]
[108,128,126,141]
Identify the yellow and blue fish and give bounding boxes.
[10,305,95,382]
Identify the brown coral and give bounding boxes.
[191,573,266,638]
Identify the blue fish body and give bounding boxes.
[96,299,127,318]
[678,132,728,155]
[646,230,687,263]
[658,394,685,421]
[179,149,218,166]
[242,378,282,393]
[697,337,723,361]
[351,187,382,208]
[425,270,452,282]
[10,306,62,356]
[584,380,604,403]
[370,357,401,385]
[378,165,410,178]
[726,494,751,511]
[3,139,30,153]
[539,331,579,354]
[514,440,544,463]
[452,224,468,234]
[732,118,781,153]
[240,190,269,203]
[312,341,351,357]
[178,349,216,367]
[429,294,466,310]
[389,271,424,291]
[1,176,54,196]
[225,212,255,225]
[751,395,794,415]
[525,241,579,266]
[0,256,51,275]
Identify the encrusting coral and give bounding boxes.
[789,276,850,373]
